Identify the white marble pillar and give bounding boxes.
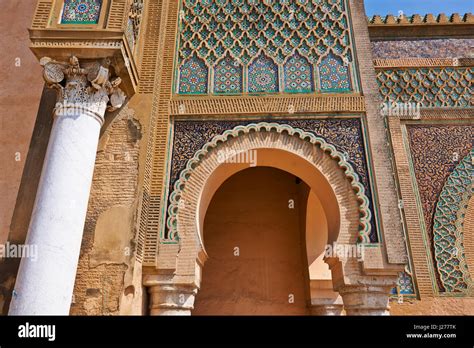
[148,284,198,315]
[9,57,125,315]
[339,285,393,316]
[310,296,344,316]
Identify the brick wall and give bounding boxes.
[70,106,143,315]
[348,0,407,264]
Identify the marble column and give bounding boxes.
[148,284,198,315]
[310,296,344,316]
[9,57,125,315]
[339,285,393,316]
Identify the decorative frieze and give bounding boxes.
[170,95,365,116]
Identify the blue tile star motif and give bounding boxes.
[248,54,279,93]
[284,53,314,93]
[319,53,351,92]
[61,0,102,24]
[179,55,208,94]
[214,55,243,94]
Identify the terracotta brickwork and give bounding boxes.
[349,0,406,264]
[169,96,366,116]
[71,106,143,315]
[465,202,474,276]
[368,13,474,25]
[140,0,181,266]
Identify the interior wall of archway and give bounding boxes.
[197,148,343,256]
[195,148,336,303]
[198,151,333,278]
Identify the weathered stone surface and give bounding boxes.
[371,39,474,59]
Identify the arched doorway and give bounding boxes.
[146,123,400,316]
[192,167,311,315]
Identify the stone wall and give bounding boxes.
[371,39,474,59]
[70,95,153,315]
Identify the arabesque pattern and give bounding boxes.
[248,53,279,93]
[377,67,473,107]
[179,55,209,93]
[407,125,473,292]
[391,270,415,295]
[433,152,473,293]
[177,0,355,94]
[319,53,351,91]
[126,0,144,52]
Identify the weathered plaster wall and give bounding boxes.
[193,167,311,315]
[0,0,43,244]
[70,94,152,315]
[0,88,56,314]
[0,0,153,315]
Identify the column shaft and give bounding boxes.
[9,56,125,315]
[9,109,102,315]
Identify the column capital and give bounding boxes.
[40,56,126,125]
[148,283,198,316]
[338,284,394,316]
[310,297,344,316]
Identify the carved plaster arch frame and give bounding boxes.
[163,123,377,283]
[433,151,473,293]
